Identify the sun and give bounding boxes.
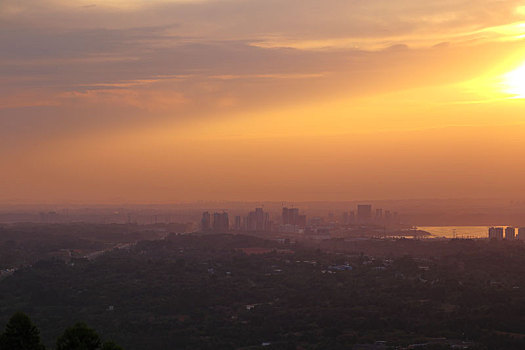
[502,62,525,98]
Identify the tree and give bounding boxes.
[55,323,101,350]
[0,312,45,350]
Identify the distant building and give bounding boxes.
[281,207,306,230]
[282,207,289,224]
[342,212,349,225]
[247,211,257,231]
[201,212,211,231]
[375,208,383,221]
[517,227,525,240]
[255,208,266,231]
[309,217,323,226]
[297,214,306,228]
[489,227,504,240]
[213,212,229,232]
[234,215,242,231]
[505,227,516,240]
[246,208,270,232]
[357,204,372,224]
[282,207,299,225]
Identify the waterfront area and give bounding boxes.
[418,226,491,239]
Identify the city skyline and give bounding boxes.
[4,2,525,349]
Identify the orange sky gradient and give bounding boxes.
[1,0,525,203]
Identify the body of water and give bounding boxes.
[417,226,495,238]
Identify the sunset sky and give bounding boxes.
[2,0,525,203]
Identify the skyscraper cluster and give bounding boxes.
[357,204,372,224]
[246,208,271,232]
[489,227,525,240]
[342,204,398,225]
[488,227,504,239]
[201,211,229,232]
[201,208,274,232]
[213,212,229,232]
[282,207,306,228]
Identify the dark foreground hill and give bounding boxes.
[1,234,525,349]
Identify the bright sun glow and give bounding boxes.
[503,62,525,98]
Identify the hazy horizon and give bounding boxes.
[0,196,524,207]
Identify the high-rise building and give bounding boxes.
[495,227,504,239]
[201,212,211,231]
[234,215,242,231]
[247,211,257,231]
[213,212,229,232]
[342,212,349,225]
[282,207,289,224]
[282,207,299,225]
[505,227,516,240]
[290,208,299,224]
[264,212,271,231]
[255,208,265,231]
[518,227,525,240]
[282,207,305,228]
[357,204,372,224]
[296,214,307,228]
[246,208,270,232]
[375,208,383,221]
[489,227,504,240]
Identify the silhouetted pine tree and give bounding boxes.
[0,312,45,350]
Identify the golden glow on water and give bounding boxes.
[502,62,525,98]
